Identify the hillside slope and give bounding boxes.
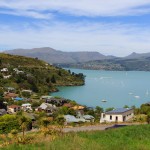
[0,53,84,93]
[2,125,150,150]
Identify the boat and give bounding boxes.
[101,99,107,102]
[134,96,140,99]
[128,92,133,95]
[146,90,149,95]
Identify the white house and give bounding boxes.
[3,75,11,79]
[36,103,57,113]
[22,90,32,94]
[1,68,8,72]
[21,103,32,111]
[13,68,24,74]
[13,68,19,72]
[7,105,21,113]
[40,95,53,100]
[100,108,134,123]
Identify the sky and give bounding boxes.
[1,0,150,56]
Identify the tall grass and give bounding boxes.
[2,125,150,150]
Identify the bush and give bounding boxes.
[0,115,19,134]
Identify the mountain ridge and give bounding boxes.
[4,47,115,64]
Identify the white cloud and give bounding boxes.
[0,21,150,56]
[0,9,53,19]
[0,0,150,17]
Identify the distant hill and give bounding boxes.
[4,47,114,64]
[124,52,150,59]
[4,47,150,71]
[61,57,150,71]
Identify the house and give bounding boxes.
[3,75,11,79]
[1,68,8,72]
[22,90,32,94]
[21,103,32,111]
[40,95,53,100]
[72,105,85,110]
[13,68,24,74]
[64,115,85,123]
[146,102,150,106]
[13,68,18,72]
[100,108,134,123]
[36,103,57,114]
[0,109,7,116]
[63,103,73,108]
[4,93,18,99]
[7,105,21,113]
[82,115,95,122]
[16,71,24,74]
[5,87,15,93]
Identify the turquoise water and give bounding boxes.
[51,69,150,108]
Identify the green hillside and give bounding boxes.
[0,53,84,94]
[1,125,150,150]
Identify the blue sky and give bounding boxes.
[1,0,150,56]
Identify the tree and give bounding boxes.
[40,118,51,128]
[95,106,103,114]
[58,70,62,76]
[18,116,31,140]
[123,105,129,108]
[46,77,50,83]
[68,70,71,74]
[40,117,52,137]
[22,92,31,98]
[51,75,56,83]
[105,107,114,112]
[10,129,18,142]
[55,115,65,135]
[147,113,150,124]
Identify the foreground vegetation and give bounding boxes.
[1,125,150,150]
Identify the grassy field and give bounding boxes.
[1,124,150,150]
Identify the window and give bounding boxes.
[110,115,112,120]
[116,116,118,122]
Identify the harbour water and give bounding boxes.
[51,69,150,108]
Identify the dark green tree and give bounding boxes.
[51,75,56,83]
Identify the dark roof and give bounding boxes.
[105,108,133,114]
[146,102,150,105]
[0,109,7,115]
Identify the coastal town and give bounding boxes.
[0,73,150,130]
[0,54,150,149]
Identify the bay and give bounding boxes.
[51,69,150,109]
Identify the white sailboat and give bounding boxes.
[146,90,149,95]
[134,96,140,99]
[129,92,133,95]
[101,99,107,102]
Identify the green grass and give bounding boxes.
[2,125,150,150]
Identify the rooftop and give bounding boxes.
[22,103,31,107]
[8,105,20,108]
[14,97,24,101]
[105,108,133,114]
